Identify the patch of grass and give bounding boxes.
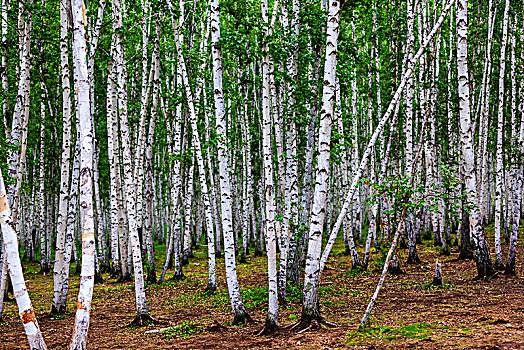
[100,285,133,292]
[286,283,303,303]
[319,285,335,297]
[331,250,347,257]
[242,287,268,309]
[344,268,371,278]
[50,314,67,320]
[419,282,455,291]
[347,322,440,344]
[162,321,204,339]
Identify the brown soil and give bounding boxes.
[1,226,523,349]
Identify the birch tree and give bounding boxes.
[456,0,495,278]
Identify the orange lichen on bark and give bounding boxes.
[20,310,36,324]
[0,195,8,212]
[81,232,95,240]
[77,300,84,311]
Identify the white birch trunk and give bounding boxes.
[494,0,510,269]
[259,0,279,331]
[1,170,47,349]
[301,0,341,324]
[206,0,250,323]
[69,0,97,346]
[113,0,151,322]
[456,0,494,278]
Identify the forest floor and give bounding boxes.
[1,223,524,349]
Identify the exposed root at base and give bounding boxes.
[127,314,159,328]
[232,312,254,326]
[170,274,185,281]
[204,284,217,294]
[207,320,227,332]
[48,307,67,317]
[285,316,339,333]
[255,322,278,336]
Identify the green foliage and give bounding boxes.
[347,322,443,344]
[50,314,66,320]
[285,283,304,303]
[162,321,204,339]
[241,286,268,309]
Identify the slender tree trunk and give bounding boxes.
[1,170,47,349]
[456,0,495,278]
[299,0,341,327]
[505,16,522,275]
[206,0,250,323]
[494,0,510,270]
[113,0,153,324]
[144,20,160,284]
[0,0,7,138]
[259,0,280,332]
[69,0,97,346]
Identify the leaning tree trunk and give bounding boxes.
[1,170,47,349]
[144,19,161,284]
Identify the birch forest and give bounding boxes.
[0,0,523,348]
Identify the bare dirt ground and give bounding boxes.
[1,224,523,349]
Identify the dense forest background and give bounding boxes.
[0,0,523,348]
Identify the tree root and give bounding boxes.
[255,321,278,336]
[285,316,339,333]
[204,284,216,293]
[232,312,254,326]
[117,275,132,283]
[127,313,159,328]
[207,320,227,332]
[170,273,185,281]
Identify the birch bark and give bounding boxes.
[494,0,510,270]
[456,0,495,278]
[1,170,47,349]
[51,0,73,314]
[299,0,341,326]
[208,0,250,323]
[69,0,97,345]
[113,0,153,323]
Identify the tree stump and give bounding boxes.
[432,261,442,286]
[389,255,404,275]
